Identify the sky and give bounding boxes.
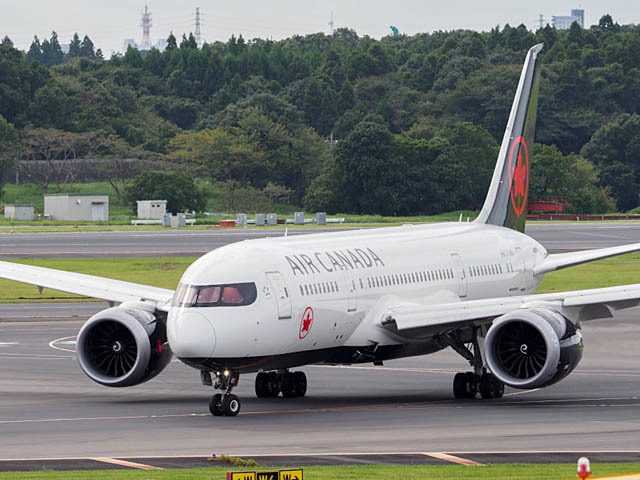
[1,0,639,56]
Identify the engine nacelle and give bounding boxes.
[485,308,583,389]
[76,305,172,387]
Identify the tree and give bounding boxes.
[123,45,143,68]
[303,76,337,136]
[0,115,18,195]
[166,32,177,50]
[68,33,81,58]
[581,114,640,210]
[335,121,397,214]
[19,128,114,192]
[27,36,42,64]
[79,35,95,59]
[125,170,207,213]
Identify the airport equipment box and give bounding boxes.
[137,200,167,219]
[44,194,109,221]
[4,204,35,221]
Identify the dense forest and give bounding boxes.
[1,14,640,215]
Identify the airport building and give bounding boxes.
[4,204,35,221]
[552,9,585,29]
[44,193,109,221]
[137,199,167,219]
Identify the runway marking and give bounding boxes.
[423,452,484,466]
[90,457,163,470]
[0,342,18,346]
[0,352,73,359]
[49,335,77,353]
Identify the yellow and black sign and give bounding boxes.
[227,469,303,480]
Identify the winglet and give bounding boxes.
[475,43,543,233]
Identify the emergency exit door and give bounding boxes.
[266,272,292,319]
[450,253,468,298]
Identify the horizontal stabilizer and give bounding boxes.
[533,243,640,275]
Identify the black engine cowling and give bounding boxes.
[484,308,583,389]
[76,304,172,387]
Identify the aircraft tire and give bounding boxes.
[453,372,477,399]
[293,371,307,397]
[255,372,271,398]
[222,394,241,416]
[209,393,223,416]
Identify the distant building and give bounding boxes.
[121,38,166,53]
[137,200,167,219]
[552,9,584,30]
[44,194,109,222]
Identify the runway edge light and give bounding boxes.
[578,457,591,479]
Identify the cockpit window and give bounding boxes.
[172,282,257,307]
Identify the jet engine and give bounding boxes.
[76,305,172,387]
[484,308,583,389]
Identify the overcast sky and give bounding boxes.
[1,1,638,56]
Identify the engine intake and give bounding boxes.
[76,305,172,387]
[485,308,583,389]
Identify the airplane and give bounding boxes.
[2,42,640,417]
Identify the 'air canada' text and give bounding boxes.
[285,248,384,276]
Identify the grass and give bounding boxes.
[0,253,639,303]
[0,257,194,303]
[0,463,639,479]
[535,252,640,293]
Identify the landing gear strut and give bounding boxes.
[255,370,307,398]
[202,370,241,416]
[443,328,504,400]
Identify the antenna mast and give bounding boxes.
[195,7,202,47]
[140,5,152,48]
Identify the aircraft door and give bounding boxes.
[450,253,468,298]
[344,270,357,312]
[266,272,292,319]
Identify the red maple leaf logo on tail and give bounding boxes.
[508,137,529,216]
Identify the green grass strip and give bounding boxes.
[1,463,639,479]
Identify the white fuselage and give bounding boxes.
[167,222,547,373]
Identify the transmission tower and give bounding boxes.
[538,14,546,29]
[195,7,202,47]
[328,11,334,35]
[140,5,152,48]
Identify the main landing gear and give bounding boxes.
[201,370,241,417]
[255,370,307,398]
[443,328,505,400]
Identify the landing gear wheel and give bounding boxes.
[293,371,307,398]
[453,372,478,399]
[221,394,241,416]
[281,372,296,398]
[209,393,223,416]
[255,372,271,398]
[479,373,504,399]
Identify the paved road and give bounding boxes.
[1,310,639,461]
[0,223,639,259]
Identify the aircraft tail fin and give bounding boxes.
[475,44,543,233]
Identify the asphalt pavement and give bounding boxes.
[0,222,639,258]
[1,222,640,470]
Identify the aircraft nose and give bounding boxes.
[167,309,216,359]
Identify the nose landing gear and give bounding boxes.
[201,370,241,416]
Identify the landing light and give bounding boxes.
[223,370,230,377]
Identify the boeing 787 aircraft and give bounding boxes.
[2,43,640,417]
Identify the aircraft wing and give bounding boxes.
[534,243,640,275]
[0,260,175,311]
[381,283,640,333]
